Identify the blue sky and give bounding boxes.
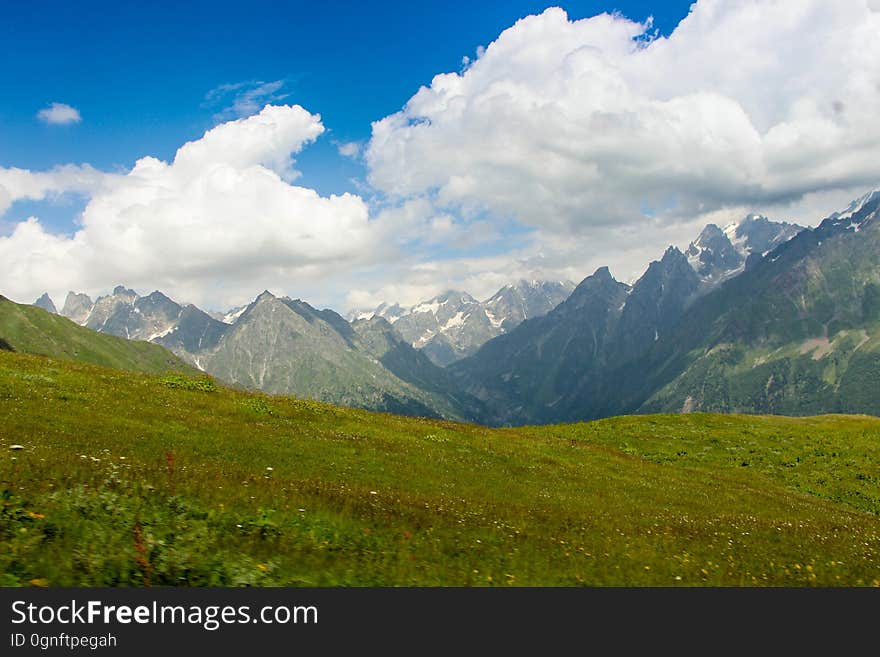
[0,0,692,228]
[1,1,877,311]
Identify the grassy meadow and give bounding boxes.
[1,350,879,586]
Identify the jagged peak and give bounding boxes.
[112,285,137,297]
[572,266,622,293]
[696,223,724,240]
[33,293,57,314]
[661,245,686,261]
[64,290,92,302]
[831,188,880,221]
[142,290,175,302]
[435,289,477,303]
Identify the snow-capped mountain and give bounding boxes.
[352,280,575,366]
[820,189,880,234]
[685,214,803,286]
[48,286,230,363]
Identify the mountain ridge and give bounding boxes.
[23,192,880,426]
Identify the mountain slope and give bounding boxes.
[632,191,880,417]
[199,292,477,420]
[0,296,195,374]
[351,316,487,420]
[451,268,630,425]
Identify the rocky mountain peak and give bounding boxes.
[60,292,94,324]
[111,285,137,299]
[255,290,276,302]
[33,293,57,314]
[686,214,802,287]
[354,279,575,366]
[820,188,880,235]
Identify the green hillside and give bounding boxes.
[0,297,196,375]
[636,203,880,417]
[2,350,879,586]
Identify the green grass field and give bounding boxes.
[2,350,879,586]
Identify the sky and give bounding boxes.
[2,0,879,313]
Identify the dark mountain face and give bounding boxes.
[451,267,630,425]
[153,304,228,359]
[611,247,700,363]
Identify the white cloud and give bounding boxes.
[0,105,382,309]
[7,3,880,316]
[366,1,880,237]
[36,102,82,125]
[336,141,362,159]
[0,164,115,216]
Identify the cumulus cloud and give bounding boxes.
[366,1,880,236]
[7,2,880,316]
[0,164,114,216]
[36,102,82,125]
[0,105,380,308]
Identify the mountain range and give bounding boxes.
[33,278,576,420]
[452,190,880,424]
[349,280,575,366]
[41,286,488,420]
[22,189,880,425]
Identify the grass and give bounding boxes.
[1,350,879,586]
[0,297,196,375]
